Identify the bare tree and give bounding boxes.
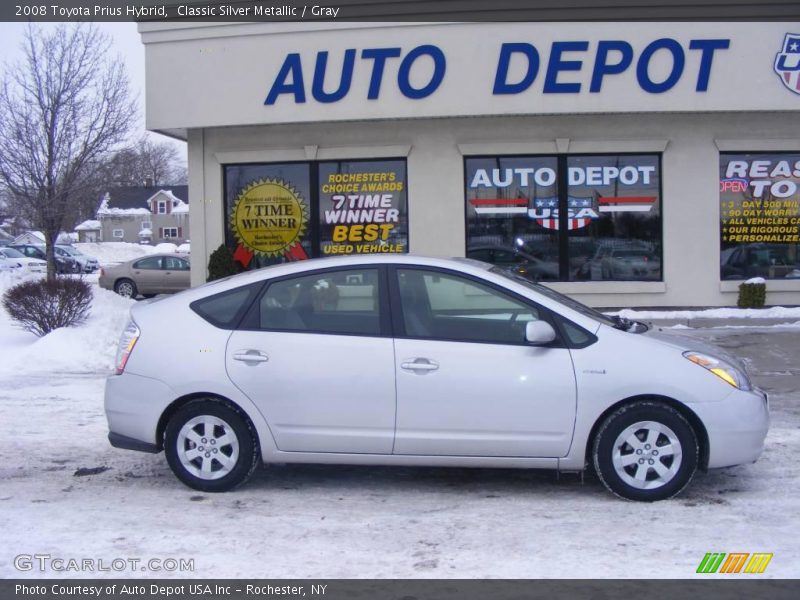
[0,24,136,280]
[98,135,187,188]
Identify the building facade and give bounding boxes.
[140,21,800,307]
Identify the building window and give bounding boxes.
[224,159,408,271]
[141,221,152,230]
[157,200,167,214]
[465,154,662,282]
[112,229,124,239]
[720,153,800,280]
[163,227,179,238]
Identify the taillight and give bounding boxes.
[100,267,105,277]
[115,320,140,375]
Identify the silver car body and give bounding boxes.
[105,255,768,485]
[56,245,99,273]
[0,247,46,274]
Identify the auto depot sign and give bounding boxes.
[265,38,730,104]
[143,22,800,130]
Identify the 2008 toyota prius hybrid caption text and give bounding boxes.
[104,255,768,501]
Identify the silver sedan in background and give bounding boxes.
[99,254,190,298]
[104,255,768,501]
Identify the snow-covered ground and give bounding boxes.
[73,242,159,268]
[611,306,800,321]
[0,273,797,578]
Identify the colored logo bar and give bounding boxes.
[697,552,773,574]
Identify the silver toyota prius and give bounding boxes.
[105,255,768,501]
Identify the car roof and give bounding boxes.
[133,254,604,335]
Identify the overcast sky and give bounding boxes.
[0,22,187,158]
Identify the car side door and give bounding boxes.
[130,256,163,294]
[390,267,577,458]
[162,256,191,292]
[225,266,397,454]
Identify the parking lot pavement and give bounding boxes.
[0,326,797,579]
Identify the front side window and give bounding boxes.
[465,154,662,282]
[257,268,382,336]
[397,268,540,344]
[164,256,189,271]
[720,153,800,280]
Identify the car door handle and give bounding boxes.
[233,350,269,363]
[401,358,439,372]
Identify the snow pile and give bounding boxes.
[176,242,190,254]
[0,274,133,376]
[609,306,800,320]
[73,242,157,267]
[744,277,766,284]
[75,220,101,231]
[153,242,178,253]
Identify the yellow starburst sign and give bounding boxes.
[231,178,308,257]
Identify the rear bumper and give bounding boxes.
[108,432,160,453]
[105,372,175,451]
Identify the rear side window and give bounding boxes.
[257,268,382,336]
[191,284,261,329]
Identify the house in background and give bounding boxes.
[75,220,101,243]
[96,186,189,244]
[12,231,46,245]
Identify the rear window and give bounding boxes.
[190,283,262,329]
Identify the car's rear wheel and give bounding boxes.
[593,401,698,501]
[164,399,260,492]
[114,278,137,298]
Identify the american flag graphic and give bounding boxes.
[468,198,528,215]
[775,33,800,95]
[532,197,593,231]
[597,196,657,213]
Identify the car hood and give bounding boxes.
[642,329,748,372]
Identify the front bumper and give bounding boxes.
[690,387,769,469]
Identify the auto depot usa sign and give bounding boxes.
[143,22,800,130]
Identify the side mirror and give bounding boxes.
[525,321,556,345]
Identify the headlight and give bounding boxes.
[683,351,752,391]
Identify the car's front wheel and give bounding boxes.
[592,401,698,501]
[164,399,260,492]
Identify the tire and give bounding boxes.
[164,399,260,492]
[592,401,698,502]
[114,278,137,298]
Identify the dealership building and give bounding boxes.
[140,20,800,307]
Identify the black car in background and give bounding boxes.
[9,244,81,274]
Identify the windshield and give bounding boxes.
[491,267,616,325]
[58,246,80,256]
[1,248,24,258]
